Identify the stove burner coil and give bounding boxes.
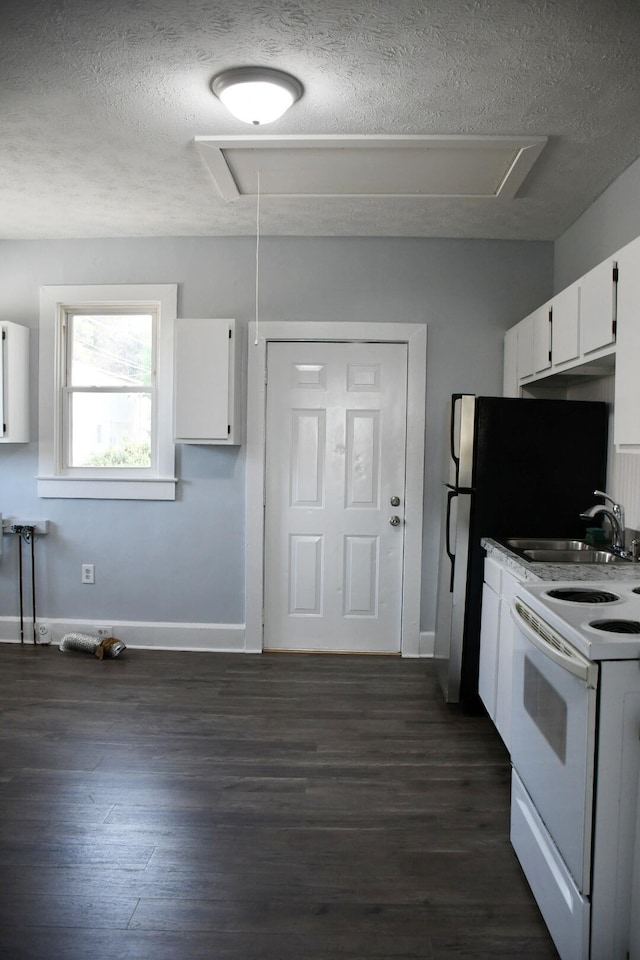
[546,588,619,604]
[589,619,640,634]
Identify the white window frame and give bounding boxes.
[38,284,177,500]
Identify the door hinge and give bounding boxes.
[228,424,231,436]
[1,329,5,340]
[229,328,232,339]
[613,265,619,283]
[613,318,617,337]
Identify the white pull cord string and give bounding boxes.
[254,170,260,346]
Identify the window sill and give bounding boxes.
[37,477,177,501]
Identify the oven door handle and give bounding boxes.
[511,600,597,686]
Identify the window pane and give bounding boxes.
[70,314,153,387]
[69,392,152,467]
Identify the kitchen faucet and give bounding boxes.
[580,490,627,554]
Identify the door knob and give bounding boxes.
[389,515,401,526]
[390,496,401,506]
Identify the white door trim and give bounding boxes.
[245,321,427,656]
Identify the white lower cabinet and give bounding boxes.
[479,555,520,751]
[629,783,640,957]
[479,578,500,719]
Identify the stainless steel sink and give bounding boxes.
[504,538,594,551]
[499,537,630,564]
[522,549,628,563]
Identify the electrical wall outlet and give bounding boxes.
[95,625,113,638]
[81,563,95,584]
[3,519,49,535]
[37,623,52,644]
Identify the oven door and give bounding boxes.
[510,599,599,894]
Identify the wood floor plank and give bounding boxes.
[0,645,559,959]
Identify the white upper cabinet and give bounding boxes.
[550,281,580,365]
[532,303,552,374]
[579,257,617,356]
[503,234,640,452]
[0,321,29,444]
[516,312,535,379]
[503,325,519,397]
[505,251,618,392]
[613,236,640,451]
[174,318,243,445]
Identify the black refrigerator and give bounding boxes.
[434,394,608,710]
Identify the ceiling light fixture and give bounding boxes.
[212,67,303,126]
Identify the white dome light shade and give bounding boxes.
[212,68,303,125]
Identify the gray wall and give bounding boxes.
[0,236,552,634]
[554,154,640,290]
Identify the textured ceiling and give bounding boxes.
[2,0,640,240]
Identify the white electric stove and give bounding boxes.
[515,579,640,660]
[510,577,640,959]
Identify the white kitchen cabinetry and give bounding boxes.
[494,568,519,748]
[479,555,520,751]
[478,560,501,721]
[503,325,519,397]
[550,281,580,366]
[516,313,535,380]
[504,251,618,395]
[613,235,640,452]
[579,257,617,356]
[174,318,242,445]
[0,320,29,443]
[532,303,552,374]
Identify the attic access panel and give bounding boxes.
[195,135,547,201]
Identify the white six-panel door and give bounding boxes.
[263,341,408,653]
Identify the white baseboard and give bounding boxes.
[0,617,247,653]
[0,617,434,657]
[400,630,434,658]
[419,630,435,658]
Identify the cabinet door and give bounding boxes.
[613,236,640,450]
[503,326,519,397]
[579,258,617,355]
[532,303,552,374]
[0,321,29,444]
[516,314,535,380]
[495,599,515,750]
[478,581,500,722]
[174,318,234,443]
[550,281,580,365]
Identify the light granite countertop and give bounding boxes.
[482,537,640,585]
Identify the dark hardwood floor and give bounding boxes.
[0,644,559,960]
